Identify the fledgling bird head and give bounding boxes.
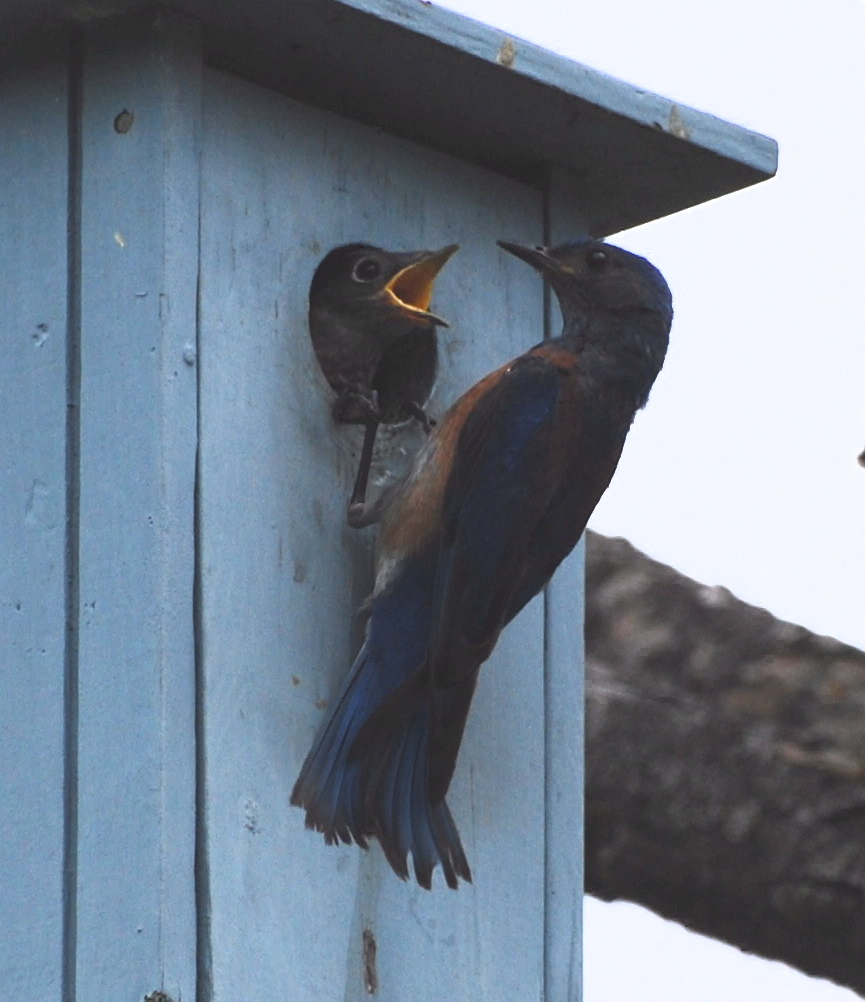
[309,243,457,341]
[309,243,458,424]
[498,238,673,406]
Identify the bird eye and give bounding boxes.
[587,249,608,269]
[352,257,382,283]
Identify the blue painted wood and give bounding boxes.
[0,0,777,238]
[544,539,586,1002]
[72,11,200,1000]
[197,68,550,1000]
[543,172,591,1002]
[0,35,70,1000]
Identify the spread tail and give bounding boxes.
[291,653,471,889]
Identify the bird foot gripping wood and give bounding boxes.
[332,385,381,425]
[406,400,436,434]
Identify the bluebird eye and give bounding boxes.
[587,249,608,269]
[352,257,382,283]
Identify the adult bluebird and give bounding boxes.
[292,238,673,888]
[308,243,458,524]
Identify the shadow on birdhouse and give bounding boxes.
[308,243,458,526]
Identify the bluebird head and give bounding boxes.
[498,238,673,405]
[498,238,672,329]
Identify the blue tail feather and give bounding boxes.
[291,649,373,846]
[291,646,471,888]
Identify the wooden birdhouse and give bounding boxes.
[0,1,776,999]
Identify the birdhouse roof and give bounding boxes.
[3,0,777,234]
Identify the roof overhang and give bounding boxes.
[1,0,778,235]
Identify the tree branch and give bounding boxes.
[584,531,865,996]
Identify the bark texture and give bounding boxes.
[584,531,865,996]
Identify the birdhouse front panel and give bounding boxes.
[196,68,571,1001]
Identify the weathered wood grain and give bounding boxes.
[0,33,70,1001]
[73,12,200,1000]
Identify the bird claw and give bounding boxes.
[333,386,381,425]
[406,401,436,434]
[347,499,376,528]
[347,479,402,529]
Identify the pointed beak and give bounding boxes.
[383,244,459,327]
[497,240,561,275]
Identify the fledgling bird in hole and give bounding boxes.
[308,243,458,526]
[292,238,673,888]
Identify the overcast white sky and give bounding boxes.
[437,0,864,998]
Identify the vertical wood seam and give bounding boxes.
[63,24,83,1002]
[542,174,552,345]
[541,175,552,1002]
[542,170,585,1002]
[193,150,213,1002]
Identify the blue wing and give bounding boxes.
[292,347,574,887]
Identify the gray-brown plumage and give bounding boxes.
[308,243,458,524]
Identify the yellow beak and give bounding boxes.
[383,244,459,326]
